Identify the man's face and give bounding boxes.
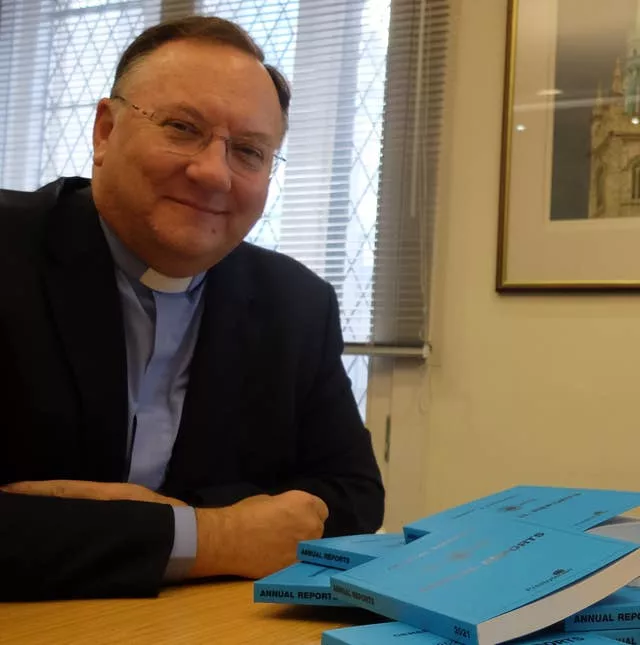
[91,39,283,277]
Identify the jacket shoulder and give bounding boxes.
[0,188,49,256]
[0,187,52,212]
[0,178,90,247]
[0,177,87,214]
[237,242,330,295]
[0,179,79,267]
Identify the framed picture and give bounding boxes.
[498,0,640,291]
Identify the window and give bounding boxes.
[0,0,446,421]
[199,0,391,416]
[1,0,159,189]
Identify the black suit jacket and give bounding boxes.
[0,177,384,600]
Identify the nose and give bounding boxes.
[184,137,232,192]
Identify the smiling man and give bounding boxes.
[0,16,384,601]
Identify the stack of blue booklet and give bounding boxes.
[254,484,640,644]
[253,562,351,607]
[253,533,405,607]
[330,513,640,644]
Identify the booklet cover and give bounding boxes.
[581,628,640,644]
[322,622,617,645]
[331,515,640,645]
[589,519,640,587]
[403,486,640,542]
[322,621,457,645]
[298,533,406,570]
[565,586,640,631]
[254,562,350,606]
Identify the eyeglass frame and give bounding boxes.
[110,94,286,178]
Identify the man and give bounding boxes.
[0,16,384,601]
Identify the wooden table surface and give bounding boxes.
[0,579,376,644]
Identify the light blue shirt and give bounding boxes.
[100,218,205,580]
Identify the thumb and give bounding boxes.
[312,496,329,522]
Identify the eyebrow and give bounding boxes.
[166,102,207,122]
[234,131,277,146]
[165,102,278,147]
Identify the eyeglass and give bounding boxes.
[111,95,285,178]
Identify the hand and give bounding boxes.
[0,480,187,507]
[190,490,329,579]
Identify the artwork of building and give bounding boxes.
[588,1,640,218]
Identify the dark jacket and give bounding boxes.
[0,177,384,600]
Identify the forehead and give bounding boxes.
[122,39,283,138]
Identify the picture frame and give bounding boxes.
[497,0,640,291]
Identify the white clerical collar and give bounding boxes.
[98,216,205,294]
[139,268,194,294]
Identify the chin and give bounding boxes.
[165,238,233,269]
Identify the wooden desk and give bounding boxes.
[0,580,374,644]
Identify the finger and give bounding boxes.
[315,499,329,522]
[277,490,329,521]
[306,494,329,522]
[40,480,97,499]
[2,480,100,500]
[1,482,27,493]
[1,481,50,495]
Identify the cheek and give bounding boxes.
[141,156,186,188]
[237,183,269,220]
[102,146,152,201]
[113,130,181,180]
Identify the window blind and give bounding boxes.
[0,0,449,361]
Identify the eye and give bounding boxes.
[230,143,268,171]
[233,143,265,160]
[162,119,202,137]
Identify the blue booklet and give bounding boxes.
[298,533,406,570]
[322,622,615,645]
[330,515,640,645]
[322,621,458,645]
[403,486,640,542]
[588,518,640,544]
[581,628,640,644]
[588,520,640,587]
[254,562,350,607]
[565,586,640,631]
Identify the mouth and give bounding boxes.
[168,197,229,216]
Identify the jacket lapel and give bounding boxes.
[42,179,129,482]
[164,245,260,492]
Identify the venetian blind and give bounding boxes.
[0,0,449,359]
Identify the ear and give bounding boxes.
[92,98,116,167]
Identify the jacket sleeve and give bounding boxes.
[0,492,175,601]
[272,284,386,537]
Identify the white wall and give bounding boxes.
[387,0,640,525]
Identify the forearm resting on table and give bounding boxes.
[0,481,327,584]
[187,491,329,580]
